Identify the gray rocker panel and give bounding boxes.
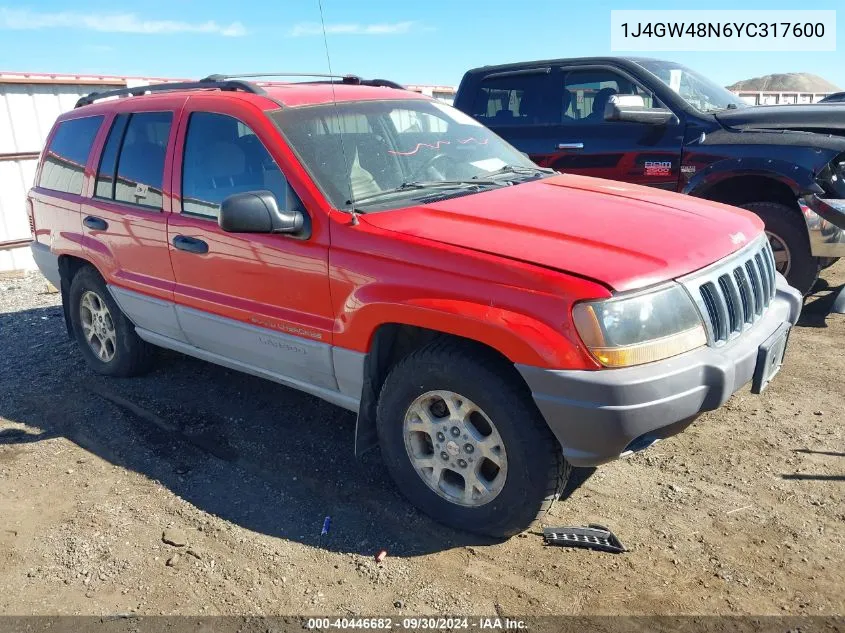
[107,284,366,413]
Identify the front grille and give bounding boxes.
[680,237,777,345]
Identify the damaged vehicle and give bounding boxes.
[29,75,802,537]
[455,57,845,294]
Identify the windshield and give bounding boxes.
[634,60,747,114]
[272,99,546,211]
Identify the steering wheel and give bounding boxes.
[407,153,455,182]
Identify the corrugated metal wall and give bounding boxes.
[0,81,122,272]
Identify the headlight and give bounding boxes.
[573,284,706,368]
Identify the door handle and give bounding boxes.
[83,215,108,231]
[557,142,585,150]
[172,235,209,254]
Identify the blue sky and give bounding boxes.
[0,1,841,89]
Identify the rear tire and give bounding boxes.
[68,266,154,377]
[376,339,570,538]
[741,202,819,295]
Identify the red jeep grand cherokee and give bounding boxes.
[28,74,802,537]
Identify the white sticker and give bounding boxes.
[431,102,483,127]
[470,158,508,172]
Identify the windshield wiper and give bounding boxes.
[474,165,556,179]
[349,180,500,206]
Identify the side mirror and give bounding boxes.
[218,190,305,235]
[604,95,678,125]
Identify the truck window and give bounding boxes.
[38,116,104,195]
[181,112,289,220]
[471,73,558,127]
[563,69,658,123]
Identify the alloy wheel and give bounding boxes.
[79,290,117,362]
[403,390,507,507]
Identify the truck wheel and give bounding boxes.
[741,202,819,295]
[68,266,154,377]
[376,340,570,538]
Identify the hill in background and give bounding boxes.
[727,72,841,92]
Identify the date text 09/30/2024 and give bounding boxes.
[305,617,528,630]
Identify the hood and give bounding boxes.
[715,104,845,136]
[363,174,763,292]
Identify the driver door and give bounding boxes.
[547,65,684,189]
[167,97,336,389]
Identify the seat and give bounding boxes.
[492,109,515,124]
[586,87,618,122]
[562,89,575,122]
[518,91,541,123]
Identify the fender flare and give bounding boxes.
[682,158,822,199]
[347,300,595,458]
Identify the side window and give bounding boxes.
[563,69,659,123]
[112,112,172,209]
[94,114,130,199]
[38,116,104,195]
[182,112,288,220]
[471,73,557,126]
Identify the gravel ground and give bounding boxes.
[0,264,843,618]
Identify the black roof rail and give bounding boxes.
[74,79,267,108]
[359,78,405,90]
[202,72,359,82]
[201,72,405,90]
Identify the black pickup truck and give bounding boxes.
[454,57,845,294]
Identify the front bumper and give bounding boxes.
[801,195,845,258]
[517,277,802,467]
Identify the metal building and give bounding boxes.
[730,90,834,106]
[0,72,175,272]
[405,84,457,105]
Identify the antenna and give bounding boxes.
[318,0,359,226]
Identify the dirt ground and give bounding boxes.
[0,264,843,619]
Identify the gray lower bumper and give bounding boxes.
[30,241,61,289]
[517,280,803,467]
[802,195,845,258]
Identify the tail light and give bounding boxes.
[26,199,36,237]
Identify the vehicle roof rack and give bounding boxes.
[201,72,405,90]
[74,73,407,109]
[74,79,267,108]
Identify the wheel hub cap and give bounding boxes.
[765,230,791,276]
[403,390,508,508]
[80,290,117,362]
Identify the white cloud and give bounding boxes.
[289,21,415,37]
[0,8,247,36]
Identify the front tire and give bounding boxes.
[68,266,154,377]
[741,201,819,295]
[376,340,570,538]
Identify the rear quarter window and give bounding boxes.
[38,116,104,195]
